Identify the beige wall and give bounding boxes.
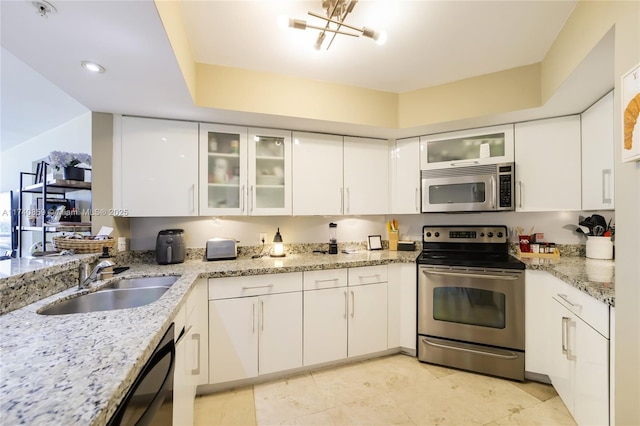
[91,112,130,243]
[195,63,398,128]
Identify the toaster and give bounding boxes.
[206,238,237,261]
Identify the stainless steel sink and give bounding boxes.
[102,276,178,290]
[38,287,170,315]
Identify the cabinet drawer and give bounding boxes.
[208,272,302,300]
[303,269,348,290]
[348,265,388,286]
[551,279,609,338]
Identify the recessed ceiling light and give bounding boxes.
[81,61,105,73]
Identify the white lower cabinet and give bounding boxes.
[387,263,417,352]
[173,279,208,426]
[547,275,610,426]
[525,270,551,375]
[348,282,388,357]
[303,266,388,367]
[208,273,303,384]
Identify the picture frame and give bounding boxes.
[622,62,640,162]
[367,235,382,250]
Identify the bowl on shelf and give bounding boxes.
[256,175,284,185]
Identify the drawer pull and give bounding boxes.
[557,294,582,309]
[242,284,274,290]
[316,278,340,283]
[357,274,380,280]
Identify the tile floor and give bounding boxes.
[194,354,576,425]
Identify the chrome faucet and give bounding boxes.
[79,260,115,289]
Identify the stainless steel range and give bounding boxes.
[417,225,526,381]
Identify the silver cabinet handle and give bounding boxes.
[346,187,350,214]
[250,185,254,212]
[602,169,612,204]
[415,187,420,212]
[358,274,380,279]
[343,291,348,318]
[518,181,523,208]
[261,299,265,331]
[191,333,201,375]
[242,284,274,290]
[422,337,519,360]
[252,303,255,334]
[240,185,245,212]
[557,294,582,309]
[340,187,344,214]
[316,278,339,283]
[561,317,569,356]
[190,183,196,213]
[350,290,355,318]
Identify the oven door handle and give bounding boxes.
[422,270,521,281]
[421,337,520,360]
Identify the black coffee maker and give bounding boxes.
[156,229,185,264]
[328,223,338,255]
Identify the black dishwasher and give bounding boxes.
[108,323,175,426]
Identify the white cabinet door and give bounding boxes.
[391,137,421,214]
[173,305,192,425]
[348,282,388,358]
[292,132,343,215]
[582,91,614,210]
[199,123,248,216]
[525,270,550,375]
[343,136,389,214]
[209,297,258,383]
[190,279,209,387]
[398,264,417,352]
[548,297,575,414]
[303,287,348,366]
[248,128,292,215]
[387,272,401,349]
[514,116,581,211]
[258,292,303,375]
[573,315,609,426]
[420,124,515,169]
[119,116,199,217]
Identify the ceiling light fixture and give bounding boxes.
[81,61,106,73]
[279,0,387,51]
[32,1,56,18]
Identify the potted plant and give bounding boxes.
[46,151,92,181]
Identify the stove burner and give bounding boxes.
[418,225,525,270]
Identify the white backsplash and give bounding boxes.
[128,210,614,250]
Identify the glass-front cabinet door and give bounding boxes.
[248,128,292,215]
[420,124,514,170]
[199,124,248,215]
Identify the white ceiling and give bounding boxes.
[1,0,614,152]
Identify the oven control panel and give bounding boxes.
[422,226,508,243]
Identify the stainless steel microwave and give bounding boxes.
[421,163,515,212]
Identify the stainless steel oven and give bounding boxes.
[416,225,526,381]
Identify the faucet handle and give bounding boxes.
[78,263,90,288]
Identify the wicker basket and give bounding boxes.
[53,236,115,254]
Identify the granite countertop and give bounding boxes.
[0,249,615,425]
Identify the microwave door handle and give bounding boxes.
[450,160,480,167]
[489,175,498,210]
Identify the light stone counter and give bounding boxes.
[0,249,614,425]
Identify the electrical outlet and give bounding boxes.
[259,233,267,244]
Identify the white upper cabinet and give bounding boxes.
[514,116,582,212]
[390,137,421,214]
[420,124,514,170]
[116,116,199,217]
[292,132,388,216]
[581,91,615,210]
[248,128,292,215]
[343,136,389,215]
[292,132,344,216]
[199,124,248,216]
